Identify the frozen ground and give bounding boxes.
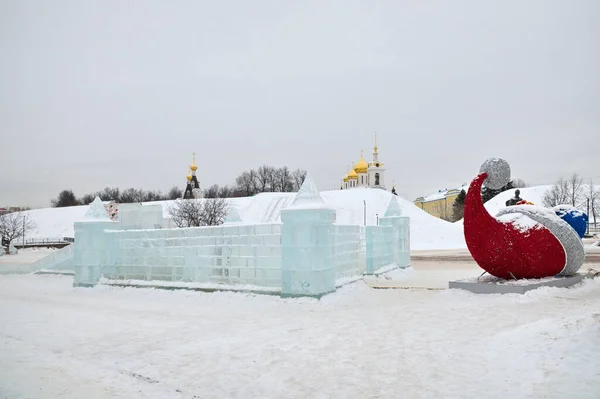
[1,272,599,399]
[0,248,56,274]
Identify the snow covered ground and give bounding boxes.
[0,248,56,274]
[483,185,553,216]
[1,273,599,399]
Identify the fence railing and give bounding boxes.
[21,237,74,245]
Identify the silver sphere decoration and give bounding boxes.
[479,157,511,190]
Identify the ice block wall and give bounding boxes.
[365,225,395,274]
[72,190,411,297]
[332,225,363,283]
[119,203,164,230]
[102,224,282,287]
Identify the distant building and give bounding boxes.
[183,153,202,199]
[341,134,387,190]
[414,185,469,220]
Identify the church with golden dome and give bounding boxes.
[342,134,386,190]
[183,153,202,199]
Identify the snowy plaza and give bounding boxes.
[1,263,599,399]
[2,176,600,398]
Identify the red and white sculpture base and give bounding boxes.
[463,158,585,280]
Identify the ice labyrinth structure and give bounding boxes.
[72,178,410,297]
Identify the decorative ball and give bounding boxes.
[479,157,511,190]
[554,205,588,238]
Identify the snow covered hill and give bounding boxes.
[483,185,553,216]
[22,188,466,250]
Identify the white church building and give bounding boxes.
[341,135,386,190]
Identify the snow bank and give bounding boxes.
[484,185,553,216]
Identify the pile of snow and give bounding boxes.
[24,205,89,238]
[22,188,465,250]
[497,212,542,233]
[456,185,554,224]
[484,185,553,216]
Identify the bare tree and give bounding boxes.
[0,211,37,250]
[80,192,99,205]
[204,184,220,199]
[168,199,202,227]
[235,171,258,197]
[291,169,307,191]
[266,167,279,192]
[569,173,584,207]
[202,198,229,226]
[168,198,229,227]
[511,178,527,188]
[167,186,183,200]
[277,166,294,192]
[218,185,233,198]
[143,190,164,202]
[98,187,121,202]
[120,188,144,203]
[586,179,599,227]
[256,165,273,192]
[542,174,584,208]
[542,177,570,207]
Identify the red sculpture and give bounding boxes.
[464,172,566,279]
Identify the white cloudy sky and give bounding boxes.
[1,0,599,208]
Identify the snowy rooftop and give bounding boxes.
[416,184,470,203]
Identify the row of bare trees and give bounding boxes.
[167,198,229,228]
[542,174,600,225]
[204,166,306,198]
[50,166,307,206]
[51,187,184,207]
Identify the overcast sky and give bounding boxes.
[1,0,599,208]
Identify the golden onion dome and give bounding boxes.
[353,156,369,174]
[348,169,358,179]
[189,152,198,172]
[186,174,192,181]
[343,174,350,182]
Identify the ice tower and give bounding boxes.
[73,197,117,287]
[281,176,336,298]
